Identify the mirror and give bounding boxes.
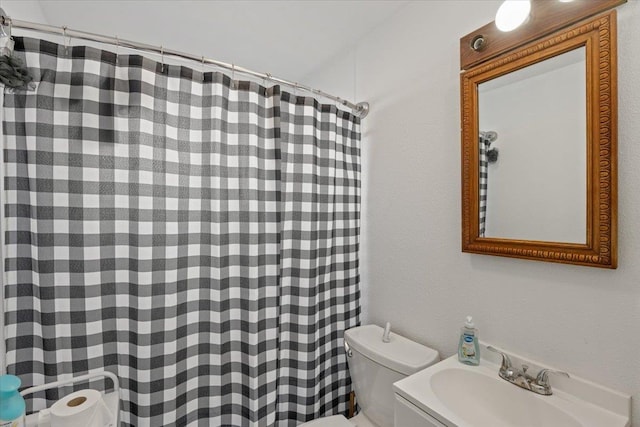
[461,11,617,268]
[478,47,586,243]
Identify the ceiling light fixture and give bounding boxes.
[495,0,532,32]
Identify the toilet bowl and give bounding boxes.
[300,324,439,427]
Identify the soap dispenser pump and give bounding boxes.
[458,316,480,366]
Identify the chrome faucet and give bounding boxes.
[487,346,570,396]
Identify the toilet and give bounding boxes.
[301,324,439,427]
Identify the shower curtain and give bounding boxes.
[478,133,492,237]
[2,37,361,426]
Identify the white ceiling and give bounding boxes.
[20,0,409,83]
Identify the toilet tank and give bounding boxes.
[344,325,439,427]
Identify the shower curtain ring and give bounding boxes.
[201,56,205,82]
[160,45,165,73]
[231,63,235,89]
[62,26,68,55]
[115,35,119,65]
[263,72,273,93]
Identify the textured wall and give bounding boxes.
[2,1,47,25]
[305,1,640,424]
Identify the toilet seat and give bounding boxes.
[298,415,354,427]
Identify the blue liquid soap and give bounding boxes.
[458,316,480,366]
[0,375,26,427]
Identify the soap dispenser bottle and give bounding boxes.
[458,316,480,366]
[0,374,26,427]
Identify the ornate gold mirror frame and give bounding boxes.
[461,11,618,268]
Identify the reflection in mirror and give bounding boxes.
[479,131,498,238]
[478,47,586,243]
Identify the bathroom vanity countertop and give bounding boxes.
[393,344,631,427]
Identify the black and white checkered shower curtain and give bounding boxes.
[479,133,491,237]
[2,38,361,426]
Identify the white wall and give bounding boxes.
[1,1,47,24]
[306,1,640,424]
[480,51,586,243]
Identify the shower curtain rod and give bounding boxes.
[0,14,370,119]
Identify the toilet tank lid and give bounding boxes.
[344,325,439,376]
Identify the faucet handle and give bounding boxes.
[486,346,512,372]
[535,368,570,387]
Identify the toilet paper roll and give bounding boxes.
[50,389,111,427]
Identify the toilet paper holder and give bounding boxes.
[19,370,120,427]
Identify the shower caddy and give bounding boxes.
[19,370,119,427]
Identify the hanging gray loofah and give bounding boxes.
[487,147,499,163]
[0,54,34,89]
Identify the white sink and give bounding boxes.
[430,368,581,427]
[393,344,631,427]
